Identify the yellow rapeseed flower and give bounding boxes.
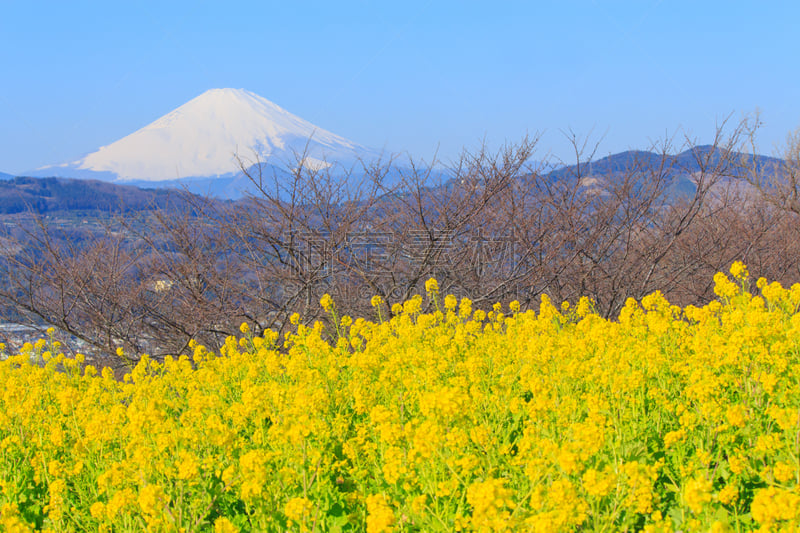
[425,278,439,293]
[729,261,749,280]
[0,262,796,531]
[365,494,395,533]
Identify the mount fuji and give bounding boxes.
[31,88,382,197]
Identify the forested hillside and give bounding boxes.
[0,176,204,214]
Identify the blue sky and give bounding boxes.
[2,0,798,174]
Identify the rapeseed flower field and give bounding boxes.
[1,262,799,531]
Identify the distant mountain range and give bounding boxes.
[0,145,784,215]
[0,87,786,202]
[550,145,782,178]
[25,88,383,198]
[547,145,782,198]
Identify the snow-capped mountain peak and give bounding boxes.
[38,88,372,182]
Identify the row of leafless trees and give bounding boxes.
[1,116,799,366]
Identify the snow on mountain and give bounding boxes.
[35,88,377,182]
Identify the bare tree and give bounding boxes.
[2,116,799,367]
